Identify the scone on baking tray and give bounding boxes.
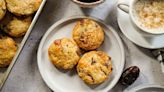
[72,19,104,51]
[0,0,42,68]
[0,0,6,21]
[1,14,32,37]
[48,38,81,70]
[77,51,112,85]
[5,0,42,16]
[0,34,17,68]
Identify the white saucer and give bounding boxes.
[117,0,164,49]
[124,84,164,92]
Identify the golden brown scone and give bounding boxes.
[1,16,32,37]
[48,38,81,70]
[72,19,104,51]
[0,35,17,67]
[6,0,42,16]
[77,51,112,85]
[0,0,6,20]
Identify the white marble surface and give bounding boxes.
[1,0,164,92]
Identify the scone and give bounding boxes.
[0,35,17,67]
[6,0,42,16]
[72,19,104,51]
[1,16,32,37]
[48,38,81,70]
[77,51,112,85]
[0,0,6,20]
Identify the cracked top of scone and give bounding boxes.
[48,38,81,70]
[72,19,104,51]
[0,35,17,68]
[1,14,32,37]
[0,0,6,20]
[6,0,42,16]
[77,51,112,85]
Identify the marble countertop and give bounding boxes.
[1,0,164,92]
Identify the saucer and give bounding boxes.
[117,0,164,49]
[124,84,164,92]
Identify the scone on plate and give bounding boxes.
[1,15,32,37]
[0,0,6,20]
[72,19,104,51]
[77,51,112,85]
[0,34,17,68]
[48,38,81,70]
[6,0,42,16]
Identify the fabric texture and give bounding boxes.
[152,49,164,73]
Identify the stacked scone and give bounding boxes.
[48,19,113,85]
[0,0,42,67]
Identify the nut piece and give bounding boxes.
[121,66,140,86]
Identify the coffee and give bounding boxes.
[78,0,100,3]
[134,0,164,30]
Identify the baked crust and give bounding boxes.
[1,16,32,37]
[0,35,17,67]
[72,19,104,51]
[6,0,42,16]
[77,51,112,84]
[0,0,6,20]
[48,38,81,70]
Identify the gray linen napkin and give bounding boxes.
[152,49,164,73]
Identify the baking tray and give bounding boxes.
[0,0,47,89]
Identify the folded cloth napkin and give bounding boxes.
[152,49,164,73]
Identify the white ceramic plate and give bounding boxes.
[117,0,164,49]
[37,16,125,92]
[124,84,164,92]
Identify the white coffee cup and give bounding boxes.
[117,0,164,35]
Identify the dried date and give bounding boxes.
[120,66,140,86]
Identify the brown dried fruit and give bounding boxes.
[54,39,61,45]
[121,66,140,86]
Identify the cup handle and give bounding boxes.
[117,3,129,13]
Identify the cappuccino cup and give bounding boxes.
[118,0,164,35]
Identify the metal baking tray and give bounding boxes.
[0,0,47,89]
